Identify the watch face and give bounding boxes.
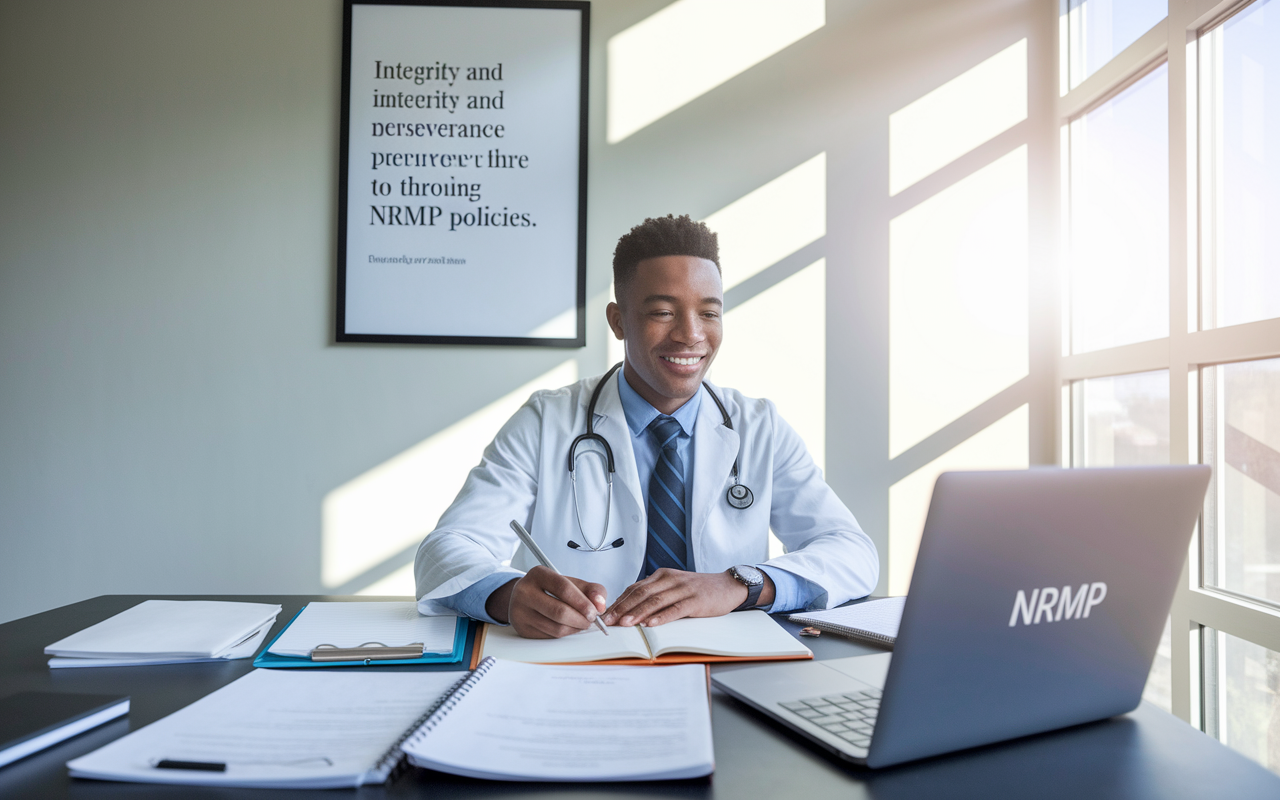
[733,565,764,586]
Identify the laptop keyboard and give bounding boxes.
[778,688,880,755]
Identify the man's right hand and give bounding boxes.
[485,566,608,639]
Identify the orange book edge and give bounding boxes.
[469,622,812,669]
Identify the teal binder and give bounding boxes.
[253,608,469,669]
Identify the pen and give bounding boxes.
[509,520,608,636]
[154,759,226,772]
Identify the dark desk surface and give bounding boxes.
[3,595,1279,799]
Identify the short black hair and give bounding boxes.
[612,214,720,301]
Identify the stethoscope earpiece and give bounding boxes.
[566,538,624,551]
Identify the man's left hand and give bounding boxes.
[601,568,775,627]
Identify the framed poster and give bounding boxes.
[336,0,589,346]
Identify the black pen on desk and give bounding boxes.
[154,759,226,772]
[508,520,608,636]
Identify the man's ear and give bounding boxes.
[605,302,625,340]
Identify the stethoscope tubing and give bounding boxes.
[565,363,753,551]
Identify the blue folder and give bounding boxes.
[253,607,470,669]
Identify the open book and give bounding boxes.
[478,609,811,666]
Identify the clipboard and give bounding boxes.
[253,609,472,669]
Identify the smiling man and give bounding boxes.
[414,215,879,637]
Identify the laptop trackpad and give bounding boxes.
[819,652,893,689]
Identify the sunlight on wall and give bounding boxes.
[889,39,1027,195]
[607,0,824,143]
[711,260,826,560]
[322,359,579,593]
[889,146,1029,458]
[888,405,1029,595]
[711,260,826,470]
[705,153,826,290]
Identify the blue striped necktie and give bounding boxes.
[643,415,691,576]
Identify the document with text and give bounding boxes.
[401,658,714,781]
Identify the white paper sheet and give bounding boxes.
[642,611,812,658]
[45,600,282,659]
[266,602,458,658]
[402,660,714,781]
[480,623,652,663]
[67,669,462,789]
[48,625,271,668]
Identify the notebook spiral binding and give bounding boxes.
[808,624,895,647]
[369,657,497,783]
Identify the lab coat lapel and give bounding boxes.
[691,383,739,565]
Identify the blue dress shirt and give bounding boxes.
[439,369,820,622]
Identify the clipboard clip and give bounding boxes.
[309,641,425,662]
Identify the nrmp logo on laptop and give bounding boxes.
[1009,583,1107,627]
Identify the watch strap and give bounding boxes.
[731,567,764,611]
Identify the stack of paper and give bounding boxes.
[45,600,281,668]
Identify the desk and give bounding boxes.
[3,595,1279,799]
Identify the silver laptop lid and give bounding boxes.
[868,465,1210,768]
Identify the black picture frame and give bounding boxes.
[335,0,589,347]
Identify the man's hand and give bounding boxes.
[601,568,776,627]
[485,566,608,639]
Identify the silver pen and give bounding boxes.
[509,520,609,635]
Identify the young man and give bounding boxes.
[415,215,878,638]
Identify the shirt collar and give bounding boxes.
[616,366,702,438]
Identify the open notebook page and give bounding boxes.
[67,669,461,789]
[267,602,457,657]
[640,610,812,658]
[402,661,713,781]
[481,623,652,663]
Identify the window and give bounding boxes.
[1202,358,1280,606]
[1063,0,1168,90]
[1059,0,1280,773]
[1203,629,1280,772]
[1199,0,1280,329]
[1067,64,1169,354]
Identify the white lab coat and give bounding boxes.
[414,373,879,613]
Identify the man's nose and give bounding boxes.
[672,313,705,344]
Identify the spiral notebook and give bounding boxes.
[788,596,907,648]
[66,669,467,789]
[401,657,714,781]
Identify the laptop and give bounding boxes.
[713,465,1211,768]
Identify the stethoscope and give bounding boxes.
[565,362,754,552]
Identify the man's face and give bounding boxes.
[606,255,724,414]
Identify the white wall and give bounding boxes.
[0,0,1057,623]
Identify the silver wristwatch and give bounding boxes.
[728,565,765,611]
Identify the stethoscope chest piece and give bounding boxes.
[726,483,754,510]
